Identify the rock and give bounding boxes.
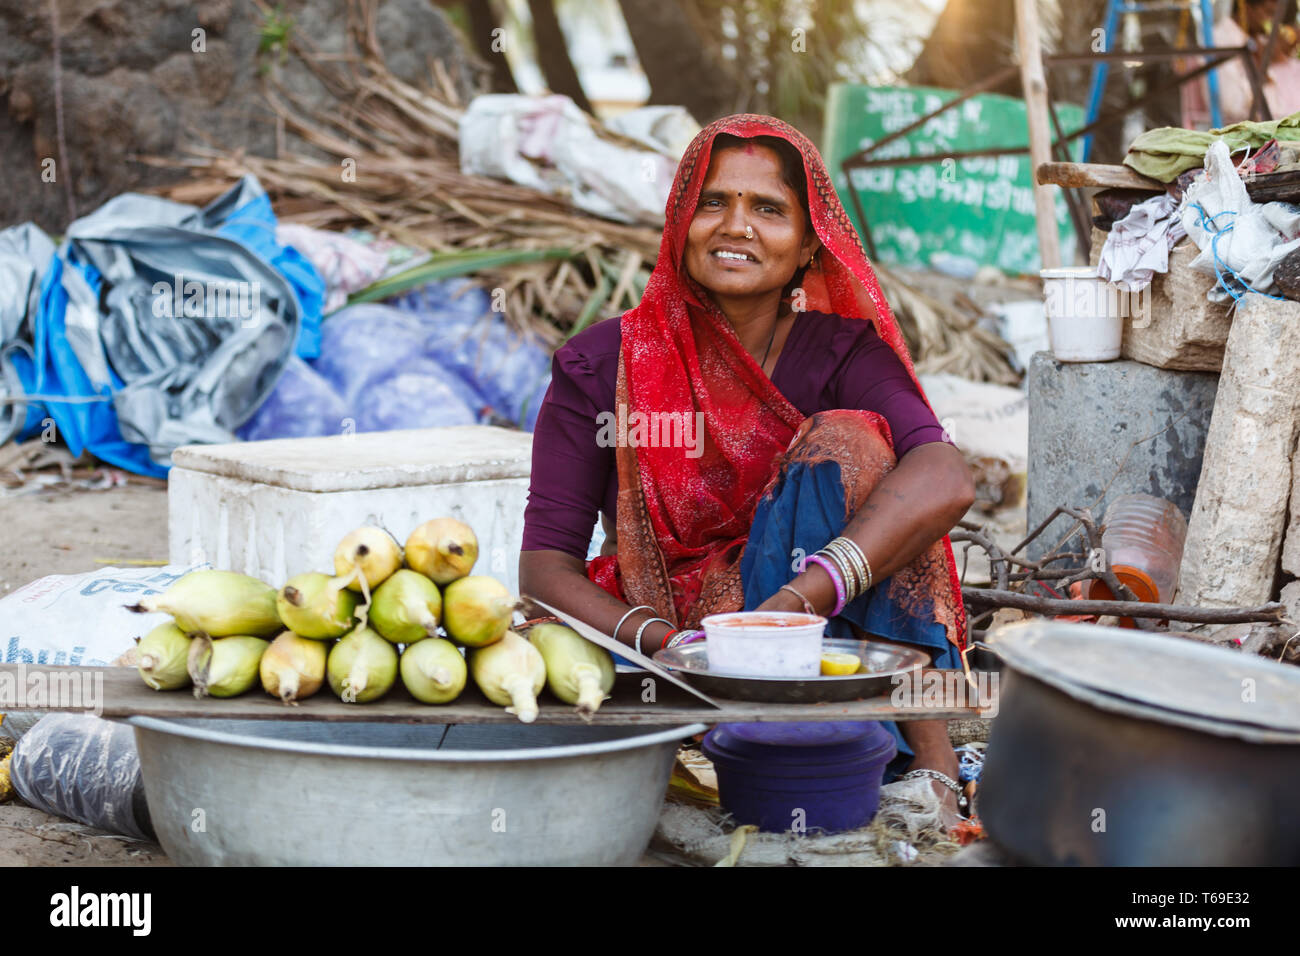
[0,0,487,233]
[1089,230,1233,371]
[1176,295,1300,610]
[1280,579,1300,622]
[1277,247,1300,302]
[1125,241,1235,371]
[1026,352,1218,560]
[1283,453,1300,576]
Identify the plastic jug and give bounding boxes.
[1086,494,1188,615]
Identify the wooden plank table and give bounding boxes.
[0,665,987,726]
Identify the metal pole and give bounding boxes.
[1199,0,1224,127]
[1082,0,1124,160]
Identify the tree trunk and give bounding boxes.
[526,0,594,113]
[617,0,740,123]
[907,0,1020,93]
[465,0,519,93]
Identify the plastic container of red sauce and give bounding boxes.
[699,611,828,678]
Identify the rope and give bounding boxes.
[1186,201,1289,304]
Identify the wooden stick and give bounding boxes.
[1035,162,1164,191]
[962,587,1285,623]
[1015,0,1062,270]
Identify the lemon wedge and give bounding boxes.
[820,652,862,676]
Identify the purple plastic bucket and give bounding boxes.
[702,721,897,834]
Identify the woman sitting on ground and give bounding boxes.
[520,114,976,824]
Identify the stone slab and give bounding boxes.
[1176,295,1300,608]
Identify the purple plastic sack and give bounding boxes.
[353,357,478,433]
[396,281,552,429]
[237,355,349,441]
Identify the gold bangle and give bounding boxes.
[820,540,862,598]
[834,536,873,592]
[820,541,859,596]
[827,537,870,594]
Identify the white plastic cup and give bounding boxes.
[700,611,828,677]
[1040,266,1123,362]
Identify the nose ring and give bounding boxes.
[745,225,754,239]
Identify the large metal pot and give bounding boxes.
[128,718,705,866]
[980,621,1300,866]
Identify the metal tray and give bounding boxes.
[651,638,929,703]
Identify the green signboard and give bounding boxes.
[822,84,1083,276]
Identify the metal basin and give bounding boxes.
[127,718,705,866]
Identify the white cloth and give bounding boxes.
[1179,140,1300,303]
[1098,193,1188,292]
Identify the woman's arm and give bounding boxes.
[518,319,676,651]
[756,441,975,615]
[520,549,676,650]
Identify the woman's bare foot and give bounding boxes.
[898,720,964,832]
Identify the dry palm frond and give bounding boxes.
[874,264,1021,386]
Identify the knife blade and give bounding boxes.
[527,597,722,709]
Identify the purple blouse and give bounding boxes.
[522,311,951,559]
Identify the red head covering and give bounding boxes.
[590,113,965,642]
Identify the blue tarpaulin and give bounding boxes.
[1,176,325,476]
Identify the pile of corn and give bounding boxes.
[130,520,613,723]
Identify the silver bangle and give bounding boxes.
[634,617,674,656]
[901,769,968,808]
[614,605,653,643]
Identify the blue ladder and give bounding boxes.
[1081,0,1222,161]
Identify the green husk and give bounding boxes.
[368,569,442,644]
[400,637,467,704]
[127,570,281,637]
[136,622,193,691]
[327,626,399,703]
[188,634,269,698]
[528,623,615,718]
[442,575,515,647]
[277,572,360,639]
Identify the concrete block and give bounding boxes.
[1091,228,1233,371]
[1176,296,1300,609]
[168,426,534,592]
[1027,353,1218,560]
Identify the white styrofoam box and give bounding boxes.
[168,426,534,594]
[990,299,1049,372]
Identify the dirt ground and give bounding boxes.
[1,481,172,866]
[0,483,171,598]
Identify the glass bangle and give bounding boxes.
[806,553,847,616]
